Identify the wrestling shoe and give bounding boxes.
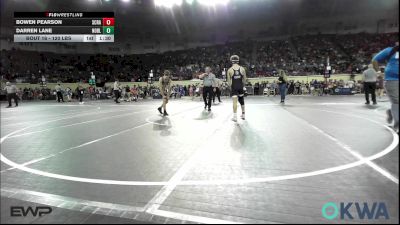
[232,114,237,122]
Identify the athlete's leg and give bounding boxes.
[162,98,167,111]
[158,99,163,114]
[232,95,238,121]
[232,96,238,113]
[238,95,245,119]
[239,96,245,110]
[161,97,168,116]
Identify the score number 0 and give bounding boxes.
[102,18,114,35]
[102,18,114,26]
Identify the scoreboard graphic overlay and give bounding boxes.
[14,12,115,42]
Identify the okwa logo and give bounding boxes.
[322,202,389,220]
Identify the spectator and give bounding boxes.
[372,41,399,132]
[277,70,288,103]
[55,83,64,103]
[66,87,72,102]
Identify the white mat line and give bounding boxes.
[7,109,154,139]
[287,108,398,184]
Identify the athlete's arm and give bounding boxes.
[165,80,171,98]
[227,68,233,86]
[241,67,247,85]
[159,77,165,97]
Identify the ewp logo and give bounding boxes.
[322,202,389,220]
[10,206,52,217]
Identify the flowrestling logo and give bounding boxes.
[321,202,389,220]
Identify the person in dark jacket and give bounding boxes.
[277,70,287,103]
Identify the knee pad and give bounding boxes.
[238,96,244,105]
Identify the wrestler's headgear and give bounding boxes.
[230,55,240,64]
[164,70,171,76]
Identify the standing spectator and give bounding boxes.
[321,81,328,96]
[96,88,101,100]
[362,64,378,105]
[294,81,300,95]
[55,83,64,103]
[89,86,96,100]
[77,82,84,104]
[372,41,399,131]
[305,82,310,95]
[277,70,287,103]
[265,81,271,96]
[189,85,194,100]
[300,81,306,95]
[4,82,18,108]
[66,87,72,102]
[113,79,121,104]
[287,81,294,95]
[271,80,277,96]
[130,85,137,101]
[143,86,148,99]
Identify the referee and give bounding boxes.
[362,64,377,105]
[198,66,217,112]
[4,82,18,108]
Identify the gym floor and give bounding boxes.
[1,95,398,224]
